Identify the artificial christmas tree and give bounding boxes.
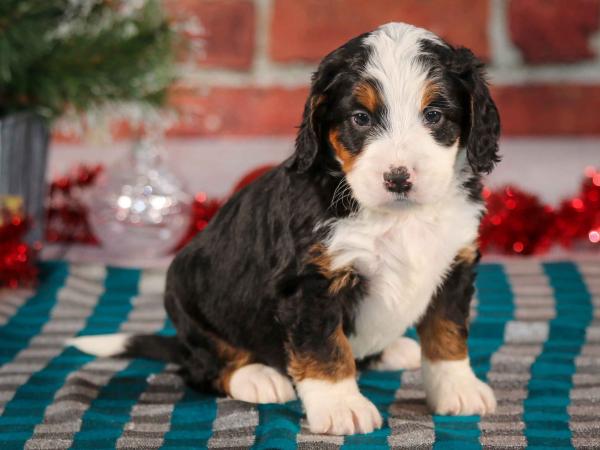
[0,0,177,242]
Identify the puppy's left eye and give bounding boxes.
[423,108,442,125]
[352,112,372,128]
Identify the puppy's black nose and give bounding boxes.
[383,166,412,193]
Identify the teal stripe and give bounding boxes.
[341,370,403,450]
[71,310,176,449]
[0,266,141,450]
[70,358,165,449]
[160,387,218,449]
[432,263,514,449]
[0,261,68,365]
[158,310,215,449]
[251,401,302,450]
[523,262,592,450]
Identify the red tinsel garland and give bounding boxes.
[46,164,103,244]
[552,168,600,248]
[175,192,223,250]
[0,198,38,288]
[479,186,555,255]
[481,167,600,254]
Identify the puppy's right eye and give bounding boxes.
[352,112,372,128]
[423,108,442,125]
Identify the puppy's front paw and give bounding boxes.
[297,378,382,435]
[229,363,296,404]
[423,359,496,416]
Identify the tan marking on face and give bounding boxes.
[417,315,468,361]
[421,80,442,111]
[211,334,254,394]
[354,81,379,113]
[287,325,356,382]
[329,129,356,173]
[456,243,479,265]
[308,243,359,295]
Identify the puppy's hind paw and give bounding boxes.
[373,336,421,371]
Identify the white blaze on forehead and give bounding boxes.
[364,23,444,131]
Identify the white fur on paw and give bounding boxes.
[297,378,382,435]
[422,358,496,416]
[374,337,421,370]
[229,364,296,404]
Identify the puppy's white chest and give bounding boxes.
[327,200,481,359]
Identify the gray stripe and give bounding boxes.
[388,368,434,448]
[0,265,106,415]
[0,289,32,326]
[298,433,343,449]
[25,269,167,450]
[208,398,258,448]
[479,261,549,447]
[116,364,185,450]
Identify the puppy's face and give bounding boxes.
[294,23,500,211]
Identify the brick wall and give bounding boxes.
[70,0,600,139]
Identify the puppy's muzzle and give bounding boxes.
[383,166,412,194]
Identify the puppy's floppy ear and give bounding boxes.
[292,93,323,173]
[290,33,369,173]
[452,47,501,174]
[292,60,342,173]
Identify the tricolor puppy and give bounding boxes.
[71,22,500,435]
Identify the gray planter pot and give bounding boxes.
[0,112,50,243]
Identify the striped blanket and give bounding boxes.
[0,259,598,449]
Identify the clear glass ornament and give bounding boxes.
[88,137,191,258]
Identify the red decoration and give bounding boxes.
[480,167,600,255]
[176,192,222,249]
[553,166,600,248]
[46,164,103,244]
[479,186,555,255]
[0,197,38,288]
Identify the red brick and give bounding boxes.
[508,0,600,64]
[270,0,490,63]
[165,0,255,70]
[492,84,600,135]
[167,85,309,136]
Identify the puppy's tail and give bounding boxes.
[67,333,182,364]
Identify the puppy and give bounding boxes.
[71,22,500,435]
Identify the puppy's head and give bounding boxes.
[293,22,500,210]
